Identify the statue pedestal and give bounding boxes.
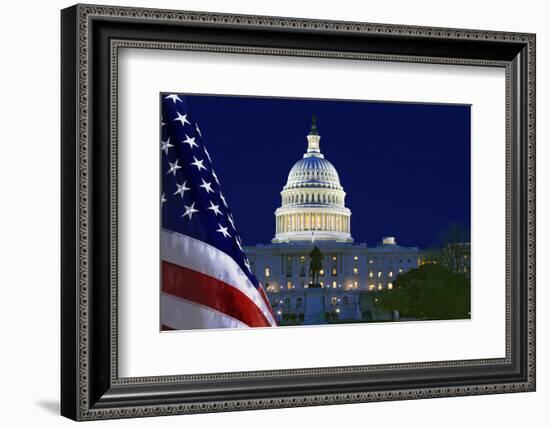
[303,288,327,325]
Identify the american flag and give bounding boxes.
[160,94,277,330]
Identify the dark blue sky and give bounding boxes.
[182,94,470,248]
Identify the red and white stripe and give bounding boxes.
[161,229,277,330]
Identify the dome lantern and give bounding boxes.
[306,114,321,155]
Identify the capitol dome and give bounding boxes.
[285,155,342,190]
[272,115,352,243]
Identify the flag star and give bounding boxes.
[228,213,236,230]
[219,191,228,207]
[182,134,198,149]
[165,94,182,104]
[236,237,244,252]
[161,193,167,205]
[160,137,173,155]
[199,178,214,194]
[244,258,252,273]
[161,116,166,126]
[211,169,220,185]
[207,200,222,216]
[216,223,230,238]
[182,202,199,220]
[173,111,191,127]
[195,122,202,137]
[174,181,190,198]
[203,146,211,162]
[190,156,207,172]
[166,159,182,176]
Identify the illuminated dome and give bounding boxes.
[285,155,342,190]
[273,115,352,243]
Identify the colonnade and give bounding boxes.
[282,192,343,206]
[276,212,350,234]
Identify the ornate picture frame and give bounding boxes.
[61,4,535,420]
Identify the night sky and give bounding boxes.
[179,94,471,249]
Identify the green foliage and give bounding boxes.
[324,311,339,322]
[376,264,470,320]
[281,313,302,325]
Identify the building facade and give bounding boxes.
[245,116,419,325]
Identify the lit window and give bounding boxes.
[353,267,359,275]
[332,281,337,289]
[319,281,324,288]
[388,271,393,277]
[331,267,337,276]
[388,283,393,290]
[319,269,325,276]
[369,270,374,278]
[354,256,358,261]
[264,267,270,278]
[398,268,403,274]
[368,284,375,291]
[369,259,374,264]
[287,282,292,289]
[378,283,383,290]
[300,256,305,261]
[377,271,382,278]
[354,281,358,289]
[332,256,337,261]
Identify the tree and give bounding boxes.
[376,264,470,320]
[438,243,470,274]
[438,222,470,245]
[309,246,323,288]
[421,223,470,274]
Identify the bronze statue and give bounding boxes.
[309,246,322,288]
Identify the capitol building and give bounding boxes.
[245,116,419,325]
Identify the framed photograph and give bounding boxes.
[61,4,536,421]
